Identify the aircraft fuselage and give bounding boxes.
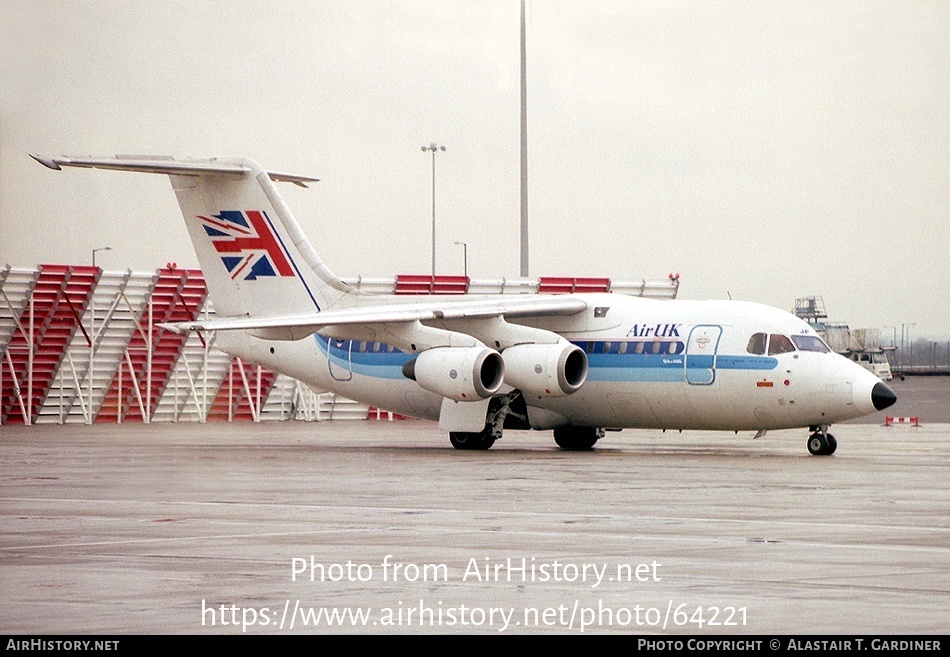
[216,294,889,433]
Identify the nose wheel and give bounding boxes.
[807,428,837,456]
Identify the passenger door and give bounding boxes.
[685,325,722,385]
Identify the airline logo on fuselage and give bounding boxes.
[626,323,683,338]
[198,210,295,280]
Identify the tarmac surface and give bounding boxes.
[1,377,947,635]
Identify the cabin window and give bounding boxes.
[603,342,612,354]
[373,342,381,353]
[790,335,830,353]
[747,332,767,355]
[358,341,367,353]
[768,334,796,355]
[668,341,680,354]
[619,342,628,354]
[651,341,662,354]
[635,342,645,354]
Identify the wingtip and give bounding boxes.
[30,154,62,170]
[157,322,187,335]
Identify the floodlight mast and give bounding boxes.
[421,143,446,276]
[520,0,529,277]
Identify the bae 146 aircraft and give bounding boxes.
[33,154,897,454]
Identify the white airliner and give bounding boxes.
[33,154,897,454]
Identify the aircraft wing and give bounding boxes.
[162,295,589,337]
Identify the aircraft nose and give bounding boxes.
[871,381,897,411]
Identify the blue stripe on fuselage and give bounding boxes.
[314,335,413,379]
[312,336,778,383]
[580,341,777,383]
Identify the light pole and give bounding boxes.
[901,323,915,369]
[520,0,529,277]
[92,246,111,269]
[906,323,916,367]
[421,143,446,277]
[454,241,468,278]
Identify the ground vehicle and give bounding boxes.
[849,350,894,381]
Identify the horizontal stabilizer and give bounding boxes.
[29,154,319,187]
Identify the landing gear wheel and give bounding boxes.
[449,430,495,450]
[807,432,836,456]
[553,427,603,451]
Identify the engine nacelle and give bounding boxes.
[402,347,505,401]
[502,342,588,397]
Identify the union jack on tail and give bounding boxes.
[199,210,294,281]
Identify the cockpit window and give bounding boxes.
[768,334,796,355]
[791,335,830,353]
[747,332,767,355]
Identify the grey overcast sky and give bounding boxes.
[1,1,947,338]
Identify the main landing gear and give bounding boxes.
[807,426,837,456]
[448,395,519,450]
[449,427,498,450]
[450,425,606,451]
[553,426,604,451]
[447,394,605,451]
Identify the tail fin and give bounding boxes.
[32,155,353,318]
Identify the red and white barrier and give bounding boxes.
[885,416,920,427]
[367,407,413,421]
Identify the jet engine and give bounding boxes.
[502,342,588,397]
[402,347,505,401]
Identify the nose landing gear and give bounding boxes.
[807,426,837,456]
